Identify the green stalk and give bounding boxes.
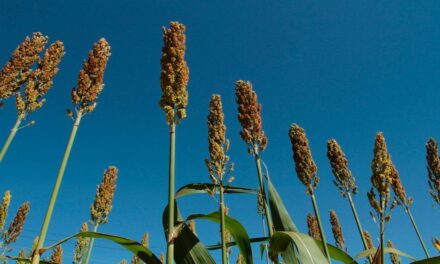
[84,224,99,264]
[380,197,385,264]
[32,111,83,264]
[166,122,176,264]
[253,145,274,237]
[0,114,24,162]
[405,207,430,257]
[219,184,227,264]
[347,192,372,264]
[310,192,331,263]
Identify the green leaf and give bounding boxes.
[40,232,162,264]
[270,231,330,263]
[316,241,357,263]
[187,212,253,264]
[355,247,416,261]
[267,179,300,264]
[411,256,440,264]
[162,202,216,264]
[175,183,257,198]
[205,237,268,250]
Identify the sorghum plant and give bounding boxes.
[389,164,429,257]
[387,241,401,264]
[306,212,322,241]
[159,21,189,264]
[1,202,30,256]
[235,80,273,238]
[32,38,111,264]
[329,210,346,252]
[205,94,234,264]
[327,139,371,262]
[85,166,118,264]
[131,232,149,264]
[426,138,440,205]
[367,132,396,264]
[288,124,330,262]
[73,222,89,264]
[0,34,65,163]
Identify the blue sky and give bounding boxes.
[1,1,440,263]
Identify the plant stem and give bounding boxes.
[253,145,274,237]
[405,207,430,257]
[310,192,331,263]
[0,114,24,162]
[84,224,99,264]
[380,198,385,264]
[166,122,176,264]
[219,183,227,264]
[31,111,83,264]
[347,192,372,264]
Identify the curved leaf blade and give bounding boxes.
[175,183,257,198]
[355,247,416,261]
[41,232,162,264]
[411,256,440,264]
[187,212,253,264]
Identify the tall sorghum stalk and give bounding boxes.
[205,95,234,264]
[131,232,149,264]
[329,210,346,252]
[32,38,111,264]
[84,167,118,264]
[235,80,273,239]
[73,222,90,264]
[326,139,372,263]
[288,124,331,262]
[389,163,429,257]
[159,21,189,264]
[426,138,440,205]
[0,34,64,163]
[367,132,396,264]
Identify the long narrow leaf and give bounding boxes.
[162,202,216,264]
[206,237,269,250]
[355,247,416,261]
[187,212,253,264]
[267,179,300,263]
[175,183,257,198]
[411,256,440,264]
[270,231,330,264]
[40,232,162,264]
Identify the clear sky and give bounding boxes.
[1,1,440,263]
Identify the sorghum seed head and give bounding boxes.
[289,124,319,195]
[327,139,357,195]
[73,222,89,264]
[363,230,374,249]
[387,241,401,264]
[0,33,48,100]
[71,38,111,113]
[235,80,267,153]
[369,132,394,216]
[390,165,411,206]
[0,190,11,233]
[20,40,65,115]
[49,245,63,264]
[159,21,189,125]
[426,138,440,205]
[141,232,149,248]
[91,166,118,225]
[329,210,346,251]
[206,95,231,182]
[4,201,30,245]
[306,212,322,241]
